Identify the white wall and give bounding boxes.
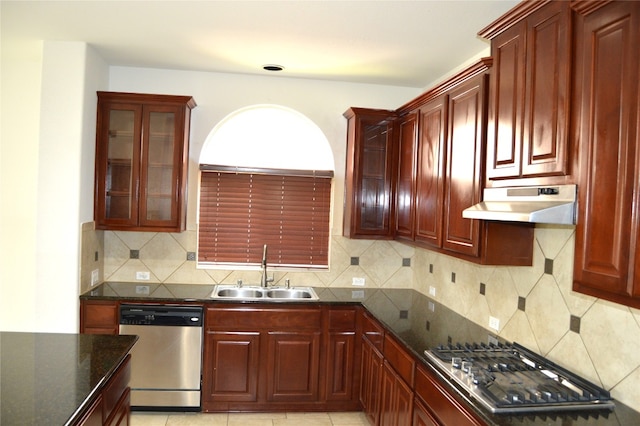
[0,40,108,332]
[0,38,43,331]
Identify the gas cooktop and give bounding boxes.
[424,342,615,414]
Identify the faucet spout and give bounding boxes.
[260,244,273,288]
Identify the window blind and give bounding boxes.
[198,168,332,268]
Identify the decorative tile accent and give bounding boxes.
[429,264,433,273]
[544,258,554,275]
[399,310,408,319]
[402,258,411,267]
[451,272,456,283]
[186,252,196,261]
[94,251,99,261]
[350,256,359,266]
[479,282,486,295]
[518,296,526,312]
[130,249,139,259]
[425,320,430,331]
[570,315,581,334]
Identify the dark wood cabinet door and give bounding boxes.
[266,331,321,402]
[412,398,439,426]
[379,361,413,426]
[395,113,418,240]
[485,1,571,182]
[202,331,260,403]
[485,20,526,180]
[521,1,570,177]
[343,108,396,239]
[326,332,356,401]
[572,1,640,308]
[360,336,383,426]
[414,96,447,248]
[443,74,486,257]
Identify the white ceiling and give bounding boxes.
[2,0,520,88]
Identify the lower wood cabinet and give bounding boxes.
[80,300,119,335]
[414,364,484,426]
[360,335,384,425]
[380,360,413,426]
[78,355,131,426]
[413,398,439,426]
[202,305,360,412]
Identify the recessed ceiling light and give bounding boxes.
[263,64,284,72]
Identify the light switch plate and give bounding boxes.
[136,271,150,280]
[489,316,500,331]
[352,277,365,286]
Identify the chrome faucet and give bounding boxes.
[260,244,274,288]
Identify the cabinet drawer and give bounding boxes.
[81,301,118,334]
[103,355,131,424]
[329,308,357,331]
[414,365,484,426]
[383,334,414,387]
[207,307,322,329]
[361,311,384,351]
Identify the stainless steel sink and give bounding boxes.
[210,285,319,301]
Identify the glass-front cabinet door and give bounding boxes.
[94,92,196,232]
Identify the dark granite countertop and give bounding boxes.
[81,282,640,426]
[0,332,137,425]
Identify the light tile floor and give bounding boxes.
[131,411,370,426]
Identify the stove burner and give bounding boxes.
[424,342,615,414]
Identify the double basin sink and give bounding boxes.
[210,284,319,301]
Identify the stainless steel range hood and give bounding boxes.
[462,184,577,225]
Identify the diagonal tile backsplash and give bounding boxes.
[81,223,640,411]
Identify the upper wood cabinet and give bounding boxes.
[94,92,196,232]
[395,112,418,241]
[571,0,640,309]
[394,61,534,266]
[480,1,572,185]
[343,108,396,239]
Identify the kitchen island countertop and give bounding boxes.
[0,332,137,425]
[81,282,640,426]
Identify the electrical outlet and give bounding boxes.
[489,316,500,331]
[429,286,436,297]
[352,290,365,299]
[428,301,435,312]
[352,277,365,286]
[136,271,150,280]
[135,285,150,295]
[90,269,99,286]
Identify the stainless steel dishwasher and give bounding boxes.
[119,304,203,411]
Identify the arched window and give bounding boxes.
[197,105,334,269]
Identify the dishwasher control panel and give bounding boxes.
[119,305,203,326]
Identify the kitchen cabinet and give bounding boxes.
[94,92,196,232]
[379,334,414,426]
[359,310,384,425]
[571,0,640,309]
[79,355,132,426]
[326,307,358,402]
[80,300,119,335]
[413,96,446,248]
[480,1,573,185]
[202,305,360,412]
[343,108,397,239]
[414,364,484,426]
[395,112,418,241]
[395,60,535,265]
